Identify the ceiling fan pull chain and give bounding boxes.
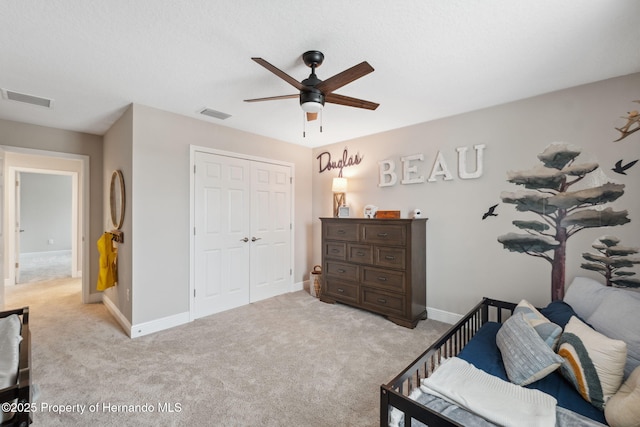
[303,112,306,138]
[320,110,323,133]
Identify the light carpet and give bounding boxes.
[18,250,72,284]
[4,278,450,426]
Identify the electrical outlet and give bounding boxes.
[48,238,54,245]
[126,288,130,301]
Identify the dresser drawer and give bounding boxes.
[361,224,406,245]
[325,222,359,241]
[375,247,406,269]
[347,244,373,264]
[325,242,346,260]
[361,267,405,292]
[325,279,358,303]
[361,287,405,316]
[325,261,358,281]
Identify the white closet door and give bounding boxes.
[194,152,251,318]
[249,162,292,302]
[194,151,292,319]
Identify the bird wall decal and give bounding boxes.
[612,159,638,175]
[614,100,640,141]
[482,204,498,220]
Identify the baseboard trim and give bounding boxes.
[427,306,461,325]
[103,294,192,338]
[130,311,191,338]
[291,280,304,292]
[85,292,102,304]
[102,294,132,336]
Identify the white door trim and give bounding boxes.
[189,145,295,321]
[1,145,91,303]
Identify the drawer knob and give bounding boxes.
[377,232,388,237]
[357,252,365,256]
[377,276,387,281]
[331,249,339,253]
[384,255,395,260]
[337,288,344,293]
[337,229,346,234]
[377,298,387,304]
[337,269,346,273]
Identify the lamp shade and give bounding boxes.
[332,177,347,193]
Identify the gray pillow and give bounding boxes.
[497,312,563,386]
[587,290,640,379]
[563,276,612,319]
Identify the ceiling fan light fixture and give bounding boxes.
[300,89,324,115]
[300,101,323,113]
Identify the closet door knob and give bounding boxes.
[251,237,262,242]
[240,237,249,242]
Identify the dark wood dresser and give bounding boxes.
[319,217,427,328]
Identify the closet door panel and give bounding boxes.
[250,162,292,303]
[194,152,251,318]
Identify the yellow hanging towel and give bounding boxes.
[97,232,118,291]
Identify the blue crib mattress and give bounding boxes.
[457,322,606,425]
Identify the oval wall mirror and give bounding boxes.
[110,170,126,230]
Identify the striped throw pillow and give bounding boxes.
[558,316,627,409]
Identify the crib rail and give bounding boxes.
[380,298,516,427]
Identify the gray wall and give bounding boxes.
[102,106,133,322]
[20,173,72,253]
[312,72,640,317]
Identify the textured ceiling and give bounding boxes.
[1,1,639,148]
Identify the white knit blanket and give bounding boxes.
[420,357,557,427]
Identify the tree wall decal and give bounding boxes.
[498,143,630,301]
[581,236,640,288]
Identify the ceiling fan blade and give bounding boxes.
[244,94,298,103]
[325,93,379,110]
[315,61,374,94]
[251,58,306,91]
[306,112,318,121]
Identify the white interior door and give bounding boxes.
[193,151,292,318]
[14,173,21,284]
[249,162,291,302]
[194,152,251,318]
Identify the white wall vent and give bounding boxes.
[200,108,231,120]
[1,88,54,108]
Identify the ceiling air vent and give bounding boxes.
[200,108,231,120]
[1,88,54,108]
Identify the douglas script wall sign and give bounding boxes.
[316,147,363,178]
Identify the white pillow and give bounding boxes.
[0,314,22,423]
[558,316,627,409]
[605,366,640,427]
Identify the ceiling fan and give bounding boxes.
[244,50,379,122]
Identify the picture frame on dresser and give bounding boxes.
[320,217,428,328]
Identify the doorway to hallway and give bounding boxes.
[16,171,73,284]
